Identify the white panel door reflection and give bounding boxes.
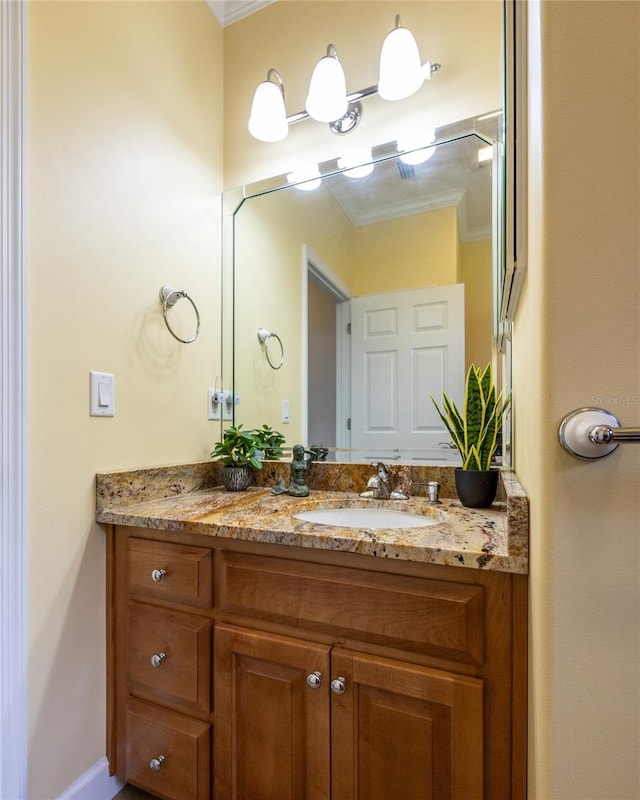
[350,284,465,462]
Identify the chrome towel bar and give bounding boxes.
[558,407,640,460]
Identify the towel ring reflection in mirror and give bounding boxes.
[159,285,201,344]
[257,327,284,369]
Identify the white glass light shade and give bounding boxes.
[397,129,436,165]
[305,54,348,123]
[378,24,424,101]
[399,146,435,166]
[287,166,322,191]
[248,79,288,142]
[338,150,374,179]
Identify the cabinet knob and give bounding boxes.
[306,671,322,689]
[149,755,165,772]
[151,568,166,582]
[150,652,166,668]
[330,676,347,695]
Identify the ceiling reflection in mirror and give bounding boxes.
[223,113,505,464]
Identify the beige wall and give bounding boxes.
[458,237,492,369]
[27,2,223,796]
[514,2,639,798]
[350,206,458,295]
[232,185,353,439]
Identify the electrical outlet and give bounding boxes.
[208,388,222,420]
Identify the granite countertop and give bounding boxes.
[96,462,528,574]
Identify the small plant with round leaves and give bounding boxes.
[210,425,263,470]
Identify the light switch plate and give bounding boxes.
[90,371,115,417]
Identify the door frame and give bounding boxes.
[302,245,352,451]
[0,0,28,796]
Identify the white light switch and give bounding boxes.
[208,388,222,421]
[90,371,115,417]
[281,399,290,424]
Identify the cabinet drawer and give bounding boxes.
[125,698,211,800]
[128,602,212,716]
[220,552,485,664]
[127,538,212,607]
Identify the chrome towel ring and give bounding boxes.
[159,285,200,344]
[257,327,284,370]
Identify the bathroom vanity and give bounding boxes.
[99,462,528,800]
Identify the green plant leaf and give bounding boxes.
[252,424,286,460]
[430,362,512,471]
[463,365,485,457]
[210,424,261,468]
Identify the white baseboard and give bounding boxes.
[55,757,124,800]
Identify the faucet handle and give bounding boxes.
[412,481,442,504]
[426,481,441,503]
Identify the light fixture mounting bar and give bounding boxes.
[285,63,440,128]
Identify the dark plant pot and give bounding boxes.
[222,465,254,492]
[454,468,499,508]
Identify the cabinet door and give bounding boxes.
[331,648,484,800]
[214,624,331,800]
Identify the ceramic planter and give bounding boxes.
[454,468,499,508]
[222,465,254,491]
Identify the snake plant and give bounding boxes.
[431,363,511,471]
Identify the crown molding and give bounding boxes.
[206,0,275,27]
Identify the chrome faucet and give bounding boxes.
[360,462,408,500]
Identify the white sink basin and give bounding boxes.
[294,507,440,529]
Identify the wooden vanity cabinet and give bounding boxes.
[107,526,527,800]
[215,626,483,800]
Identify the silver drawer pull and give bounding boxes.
[330,676,346,695]
[151,568,166,582]
[306,671,322,689]
[149,755,165,771]
[150,652,166,668]
[559,407,640,460]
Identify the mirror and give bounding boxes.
[223,112,506,464]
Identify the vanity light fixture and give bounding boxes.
[248,68,288,142]
[248,16,440,142]
[337,149,374,178]
[306,45,348,123]
[397,129,436,165]
[378,15,428,101]
[287,165,322,191]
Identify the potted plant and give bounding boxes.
[210,425,263,491]
[252,424,286,460]
[431,363,511,507]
